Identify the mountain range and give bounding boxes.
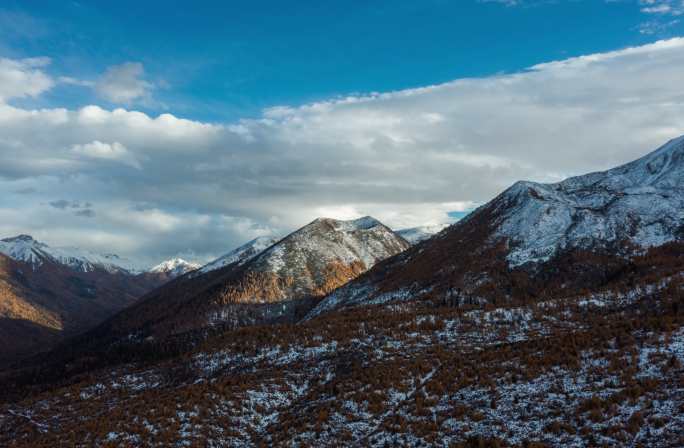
[2,137,684,447]
[44,216,409,363]
[0,237,164,362]
[0,217,417,362]
[0,235,144,274]
[309,135,684,317]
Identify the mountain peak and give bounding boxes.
[149,257,201,278]
[551,134,684,193]
[310,215,383,232]
[1,234,37,243]
[652,134,684,157]
[346,215,383,229]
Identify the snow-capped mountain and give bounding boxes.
[310,135,684,317]
[0,242,168,361]
[492,134,684,267]
[396,223,449,244]
[9,142,684,448]
[196,236,280,275]
[245,216,409,290]
[0,235,143,274]
[84,216,410,343]
[149,258,201,278]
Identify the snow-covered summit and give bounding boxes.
[315,216,383,232]
[149,258,201,278]
[196,216,406,278]
[198,215,409,307]
[492,135,684,266]
[0,234,143,273]
[0,235,50,266]
[252,216,408,277]
[560,134,684,192]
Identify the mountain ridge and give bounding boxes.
[40,215,410,361]
[309,135,684,317]
[0,249,166,362]
[195,235,281,276]
[0,235,144,274]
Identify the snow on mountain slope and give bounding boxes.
[493,134,684,267]
[196,236,280,275]
[88,216,411,342]
[396,223,449,244]
[202,216,410,306]
[309,135,684,317]
[251,217,408,280]
[149,258,201,278]
[0,235,143,274]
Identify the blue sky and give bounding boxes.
[2,0,683,121]
[1,1,684,264]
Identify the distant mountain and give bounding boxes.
[149,258,201,279]
[194,236,280,276]
[0,235,143,274]
[396,223,449,244]
[310,135,684,316]
[0,235,169,362]
[56,216,410,355]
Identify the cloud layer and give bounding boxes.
[2,38,684,265]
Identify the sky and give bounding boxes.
[1,0,684,265]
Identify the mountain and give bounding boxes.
[396,223,449,244]
[149,258,201,279]
[194,235,280,276]
[5,262,683,447]
[4,142,684,448]
[0,236,168,362]
[0,235,143,274]
[41,216,409,362]
[310,135,684,316]
[0,254,62,362]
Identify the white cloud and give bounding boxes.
[636,1,684,33]
[71,141,141,169]
[640,0,684,16]
[2,39,684,263]
[0,57,53,101]
[95,62,153,104]
[485,0,684,35]
[637,18,681,33]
